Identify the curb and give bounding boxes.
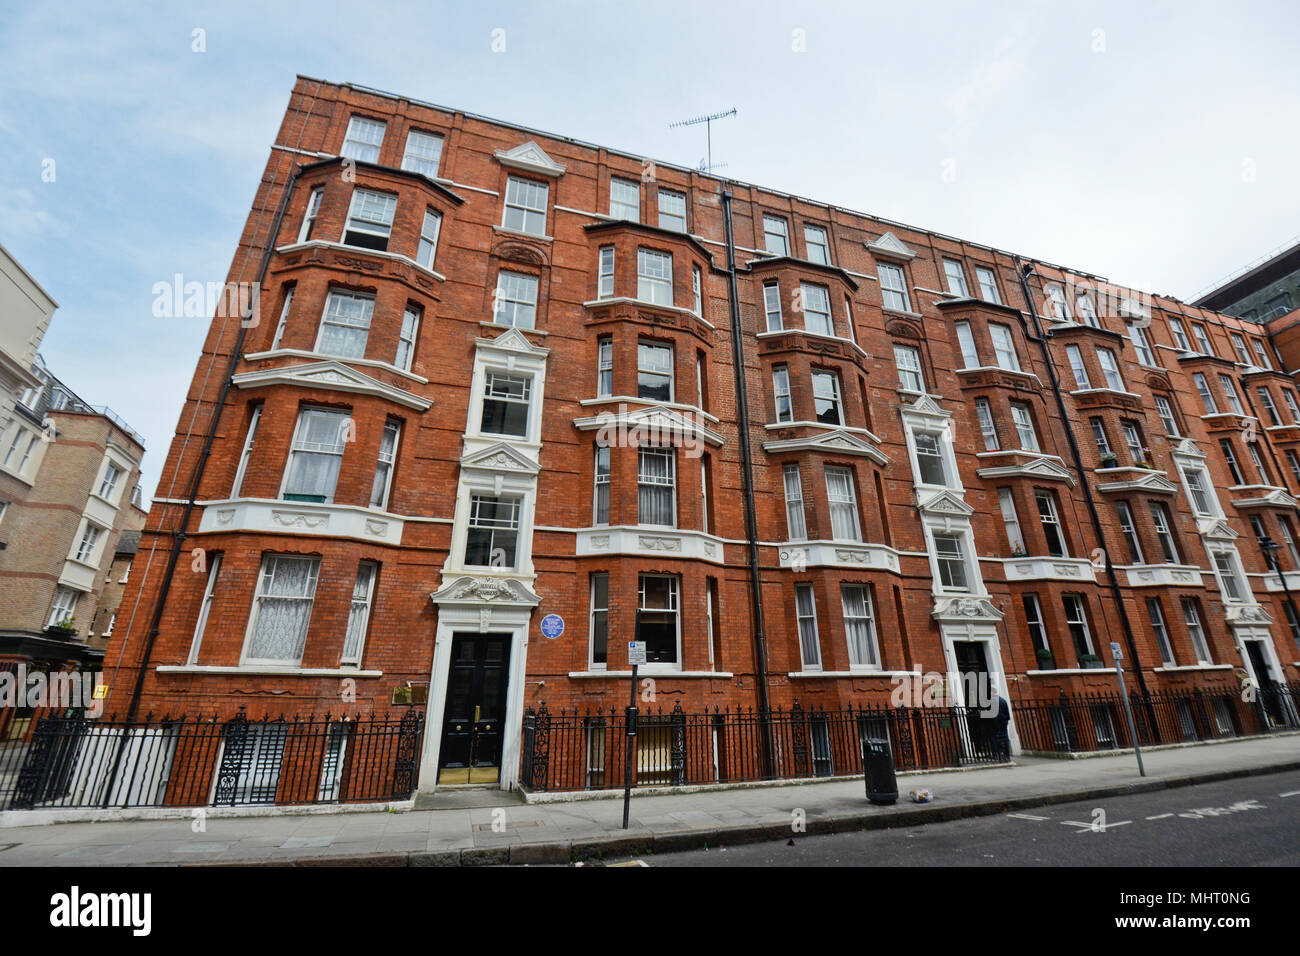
[187,758,1300,868]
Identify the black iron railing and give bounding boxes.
[1012,683,1300,755]
[520,700,1003,793]
[0,708,424,811]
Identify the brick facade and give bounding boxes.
[104,77,1300,789]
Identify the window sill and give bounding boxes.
[580,395,720,424]
[1025,667,1117,675]
[1152,664,1232,672]
[567,670,733,679]
[756,328,867,357]
[494,225,553,243]
[158,664,384,677]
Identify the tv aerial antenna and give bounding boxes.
[669,108,737,175]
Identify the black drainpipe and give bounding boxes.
[1015,259,1151,700]
[119,165,302,723]
[720,189,775,772]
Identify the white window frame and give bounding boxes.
[1010,403,1039,451]
[998,488,1025,553]
[811,369,842,425]
[943,259,969,297]
[242,554,321,666]
[315,290,375,359]
[1147,598,1176,666]
[341,561,378,666]
[396,305,420,372]
[637,341,674,402]
[824,465,862,542]
[465,494,522,569]
[955,321,979,368]
[878,262,910,312]
[1181,598,1213,664]
[1096,347,1125,391]
[593,444,610,526]
[637,248,674,306]
[597,246,615,299]
[804,224,831,265]
[800,282,832,336]
[657,190,686,232]
[783,463,806,541]
[990,323,1020,371]
[597,337,613,397]
[417,209,442,270]
[975,398,999,451]
[1193,373,1218,414]
[297,188,324,244]
[637,573,681,668]
[763,215,790,256]
[232,405,262,497]
[401,129,444,177]
[841,584,880,669]
[794,584,822,671]
[341,115,385,162]
[1117,500,1144,564]
[493,270,539,328]
[270,288,294,350]
[282,406,350,504]
[610,177,640,220]
[187,554,222,664]
[1035,490,1068,557]
[589,572,609,669]
[772,365,793,423]
[975,266,1001,304]
[763,282,783,331]
[1065,344,1091,389]
[502,176,549,236]
[369,421,400,510]
[342,188,397,251]
[637,446,677,528]
[894,344,924,392]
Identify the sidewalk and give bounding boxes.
[2,734,1297,867]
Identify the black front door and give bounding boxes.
[1244,641,1283,726]
[438,633,511,784]
[953,641,989,703]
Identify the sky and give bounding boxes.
[2,0,1298,498]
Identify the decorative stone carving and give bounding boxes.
[271,511,328,529]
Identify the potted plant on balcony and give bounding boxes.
[1079,653,1104,669]
[1034,647,1056,670]
[44,616,77,638]
[1098,453,1118,469]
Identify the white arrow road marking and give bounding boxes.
[1062,820,1132,832]
[1145,813,1174,820]
[1279,790,1300,798]
[1007,812,1049,821]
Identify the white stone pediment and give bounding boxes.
[866,231,915,261]
[1231,488,1298,510]
[931,596,1003,623]
[493,141,566,177]
[762,428,889,465]
[1171,438,1206,461]
[573,404,725,447]
[476,327,551,358]
[917,489,973,517]
[232,360,431,410]
[431,575,541,608]
[900,392,950,423]
[1225,603,1273,626]
[977,456,1075,486]
[1095,471,1179,496]
[460,441,541,475]
[1198,517,1238,541]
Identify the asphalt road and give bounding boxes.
[624,769,1300,867]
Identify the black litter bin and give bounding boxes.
[862,736,897,805]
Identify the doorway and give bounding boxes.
[1244,639,1284,727]
[438,633,512,785]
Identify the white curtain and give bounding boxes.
[247,558,318,662]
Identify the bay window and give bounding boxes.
[637,447,676,527]
[342,188,397,251]
[283,407,350,503]
[824,466,862,541]
[841,584,879,668]
[638,574,680,665]
[316,290,374,359]
[465,495,521,568]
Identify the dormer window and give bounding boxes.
[503,176,548,236]
[343,189,397,252]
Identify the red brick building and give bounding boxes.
[106,77,1300,794]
